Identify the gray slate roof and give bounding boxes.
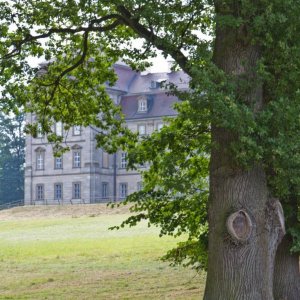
[121,94,179,120]
[110,63,189,120]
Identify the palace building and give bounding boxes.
[24,63,189,205]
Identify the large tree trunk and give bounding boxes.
[204,3,285,299]
[274,236,300,299]
[204,166,285,300]
[274,195,300,299]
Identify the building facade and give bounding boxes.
[24,63,189,205]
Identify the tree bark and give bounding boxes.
[274,236,300,300]
[274,194,300,299]
[204,3,285,299]
[204,164,285,299]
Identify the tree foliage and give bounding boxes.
[111,90,211,270]
[0,0,300,274]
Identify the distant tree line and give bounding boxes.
[0,113,25,205]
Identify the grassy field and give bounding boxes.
[0,205,205,299]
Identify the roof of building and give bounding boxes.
[110,63,189,120]
[127,70,189,94]
[109,63,189,92]
[121,93,179,120]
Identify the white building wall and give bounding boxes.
[24,66,182,205]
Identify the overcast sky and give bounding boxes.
[27,37,171,74]
[27,49,170,73]
[145,53,171,73]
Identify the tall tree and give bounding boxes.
[0,113,25,204]
[0,1,299,299]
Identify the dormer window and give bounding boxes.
[138,96,147,113]
[150,79,166,89]
[150,80,159,89]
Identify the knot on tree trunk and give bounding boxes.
[266,198,286,238]
[226,209,253,242]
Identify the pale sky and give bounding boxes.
[145,52,171,73]
[27,52,170,73]
[27,37,172,73]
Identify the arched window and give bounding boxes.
[35,147,46,170]
[72,144,82,168]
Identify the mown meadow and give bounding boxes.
[0,205,205,299]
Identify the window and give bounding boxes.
[54,183,63,200]
[72,144,82,167]
[35,147,45,170]
[137,182,143,191]
[120,183,128,199]
[150,79,166,89]
[73,182,81,199]
[55,121,63,136]
[157,123,164,131]
[73,151,81,168]
[138,99,147,112]
[36,184,44,200]
[102,152,109,168]
[138,124,146,135]
[37,123,43,138]
[54,156,63,169]
[150,80,159,89]
[120,152,127,169]
[73,125,81,136]
[36,150,45,170]
[102,182,109,199]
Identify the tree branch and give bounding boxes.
[40,30,90,115]
[116,5,191,75]
[1,16,122,61]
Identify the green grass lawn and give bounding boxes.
[0,206,205,299]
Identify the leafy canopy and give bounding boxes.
[1,0,300,264]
